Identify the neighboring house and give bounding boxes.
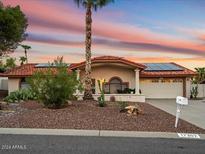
[0,72,8,91]
[0,56,196,102]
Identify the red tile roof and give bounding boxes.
[70,56,146,70]
[2,63,72,77]
[0,56,196,78]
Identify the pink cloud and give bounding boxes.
[2,0,205,56]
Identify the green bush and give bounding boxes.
[190,86,198,99]
[98,95,105,107]
[27,57,81,108]
[0,66,6,73]
[3,88,37,103]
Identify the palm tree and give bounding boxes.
[195,67,205,83]
[74,0,114,100]
[20,44,31,63]
[19,56,27,65]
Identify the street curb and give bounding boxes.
[100,130,178,138]
[0,128,99,136]
[0,128,205,140]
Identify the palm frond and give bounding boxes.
[73,0,114,10]
[20,44,31,50]
[74,0,87,8]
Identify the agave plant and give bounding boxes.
[97,79,106,107]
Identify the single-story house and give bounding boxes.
[1,56,196,102]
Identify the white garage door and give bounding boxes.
[140,79,183,99]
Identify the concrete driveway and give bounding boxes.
[147,99,205,129]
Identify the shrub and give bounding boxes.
[0,66,6,73]
[27,57,81,108]
[98,95,105,107]
[190,86,198,99]
[3,88,37,103]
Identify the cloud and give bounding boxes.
[3,0,205,66]
[198,34,205,42]
[93,38,205,56]
[27,33,83,47]
[26,33,205,56]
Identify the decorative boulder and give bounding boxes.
[121,104,143,115]
[66,100,72,106]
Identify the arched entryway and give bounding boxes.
[103,77,129,94]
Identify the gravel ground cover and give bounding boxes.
[0,101,204,133]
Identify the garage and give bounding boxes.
[140,78,184,99]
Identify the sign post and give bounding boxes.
[175,96,188,128]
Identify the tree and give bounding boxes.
[20,44,31,63]
[195,67,205,83]
[74,0,114,100]
[0,2,3,8]
[5,57,16,69]
[0,3,28,56]
[19,56,27,65]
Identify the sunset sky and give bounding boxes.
[2,0,205,70]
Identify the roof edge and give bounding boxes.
[70,56,146,70]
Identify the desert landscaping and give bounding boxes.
[0,100,205,134]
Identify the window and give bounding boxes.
[20,78,30,89]
[103,77,128,94]
[103,83,110,94]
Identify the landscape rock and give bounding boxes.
[0,101,204,133]
[121,105,143,115]
[66,100,72,106]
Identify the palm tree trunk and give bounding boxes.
[83,4,93,100]
[25,49,28,63]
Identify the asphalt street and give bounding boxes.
[0,134,205,154]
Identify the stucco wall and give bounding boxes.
[80,65,136,94]
[8,78,20,94]
[77,94,145,102]
[186,78,191,97]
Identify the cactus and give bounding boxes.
[97,79,106,107]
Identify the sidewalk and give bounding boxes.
[0,128,205,140]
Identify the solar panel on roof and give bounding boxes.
[35,63,70,68]
[35,63,51,68]
[144,63,184,71]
